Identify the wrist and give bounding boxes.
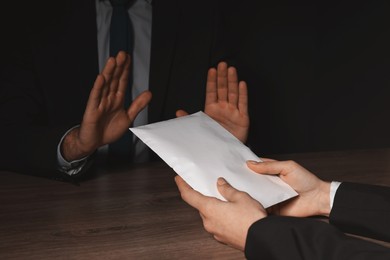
[61,127,95,161]
[318,181,331,217]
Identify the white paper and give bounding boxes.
[130,111,297,208]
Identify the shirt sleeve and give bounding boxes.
[57,126,91,176]
[330,181,342,209]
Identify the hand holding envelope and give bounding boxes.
[130,111,297,208]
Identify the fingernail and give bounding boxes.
[247,160,260,165]
[217,177,226,185]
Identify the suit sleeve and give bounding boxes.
[0,50,72,179]
[245,216,390,260]
[330,182,390,242]
[0,4,92,180]
[0,7,59,178]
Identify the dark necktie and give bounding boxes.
[108,0,135,164]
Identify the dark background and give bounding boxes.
[1,0,389,160]
[218,1,390,156]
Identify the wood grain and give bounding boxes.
[1,148,389,259]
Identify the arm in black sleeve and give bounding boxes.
[0,2,96,180]
[0,8,62,178]
[245,216,390,260]
[0,23,76,178]
[330,182,390,242]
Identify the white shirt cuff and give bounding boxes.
[57,126,89,176]
[330,181,342,210]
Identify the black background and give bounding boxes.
[218,0,390,156]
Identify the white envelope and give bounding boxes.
[130,111,297,208]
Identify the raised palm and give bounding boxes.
[62,52,151,161]
[177,62,249,143]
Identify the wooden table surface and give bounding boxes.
[1,148,390,259]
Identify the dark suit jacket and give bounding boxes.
[0,0,222,178]
[245,182,390,259]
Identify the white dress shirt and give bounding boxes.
[330,181,342,210]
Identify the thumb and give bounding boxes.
[246,160,285,176]
[127,91,152,121]
[217,178,241,202]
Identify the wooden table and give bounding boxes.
[1,148,390,259]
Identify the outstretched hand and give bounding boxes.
[175,176,266,251]
[61,51,152,161]
[247,159,331,217]
[176,62,249,143]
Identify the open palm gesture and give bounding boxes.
[177,62,249,143]
[62,52,151,161]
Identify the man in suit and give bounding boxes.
[0,0,232,179]
[175,160,390,259]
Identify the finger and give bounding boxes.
[116,52,131,96]
[246,160,292,177]
[101,57,116,98]
[227,66,239,106]
[110,51,129,95]
[217,62,228,102]
[205,67,217,106]
[238,81,248,115]
[126,90,152,122]
[176,110,189,117]
[86,74,105,111]
[175,175,208,210]
[111,53,130,108]
[216,177,243,202]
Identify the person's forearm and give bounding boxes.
[0,125,68,176]
[245,216,390,260]
[330,182,390,242]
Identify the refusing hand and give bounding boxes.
[176,62,249,143]
[61,51,152,161]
